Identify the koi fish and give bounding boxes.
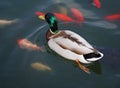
[35,11,45,16]
[92,0,101,8]
[17,38,41,51]
[35,11,45,20]
[0,19,18,27]
[36,11,75,22]
[31,62,52,71]
[54,12,76,22]
[104,14,120,21]
[70,8,84,22]
[35,11,80,25]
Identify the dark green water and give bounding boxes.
[0,0,120,88]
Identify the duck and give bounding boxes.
[38,12,104,73]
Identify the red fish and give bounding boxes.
[35,11,45,20]
[105,14,120,21]
[93,0,101,8]
[53,12,76,22]
[35,11,75,22]
[70,8,84,22]
[17,38,42,51]
[35,11,81,25]
[35,11,45,16]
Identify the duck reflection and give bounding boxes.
[86,61,102,74]
[45,44,102,74]
[66,60,102,74]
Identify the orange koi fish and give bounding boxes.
[104,14,120,21]
[17,38,41,51]
[35,11,75,22]
[53,12,76,22]
[70,8,84,22]
[35,11,45,20]
[35,11,45,16]
[35,11,80,25]
[93,0,101,8]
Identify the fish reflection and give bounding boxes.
[31,62,52,71]
[17,38,42,51]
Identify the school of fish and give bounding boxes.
[35,0,120,24]
[15,0,119,73]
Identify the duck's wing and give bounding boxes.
[52,30,96,55]
[48,30,103,63]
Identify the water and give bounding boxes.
[0,0,120,88]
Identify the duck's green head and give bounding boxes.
[45,13,59,34]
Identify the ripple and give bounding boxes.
[84,20,118,29]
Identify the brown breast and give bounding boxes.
[46,30,54,41]
[46,30,63,41]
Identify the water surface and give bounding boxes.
[0,0,120,88]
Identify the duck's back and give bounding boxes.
[49,30,95,54]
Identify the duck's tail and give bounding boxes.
[83,52,104,62]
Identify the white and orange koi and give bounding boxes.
[17,38,41,51]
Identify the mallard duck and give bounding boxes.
[39,12,103,73]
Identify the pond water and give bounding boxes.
[0,0,120,88]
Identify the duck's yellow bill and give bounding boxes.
[38,15,45,20]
